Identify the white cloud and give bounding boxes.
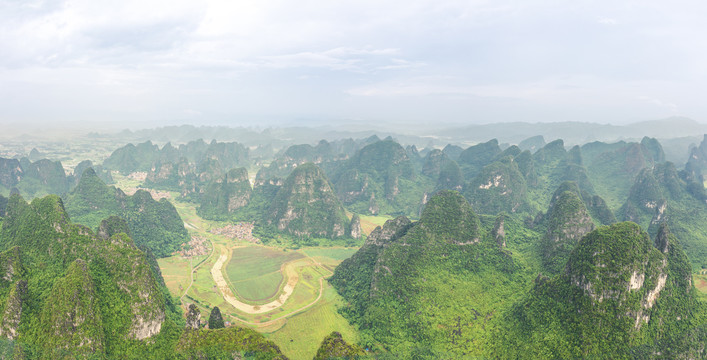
[1,0,707,125]
[598,17,618,25]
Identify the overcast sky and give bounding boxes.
[1,0,706,129]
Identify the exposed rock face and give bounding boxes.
[0,194,169,354]
[503,221,701,357]
[199,167,253,216]
[1,279,26,340]
[186,304,201,330]
[465,156,529,214]
[120,247,166,340]
[422,149,451,178]
[313,332,365,360]
[686,134,707,181]
[332,191,517,358]
[349,214,362,239]
[0,158,23,189]
[268,163,350,238]
[365,216,412,247]
[0,246,22,283]
[564,223,674,328]
[493,214,506,248]
[542,190,595,273]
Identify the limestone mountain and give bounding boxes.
[497,222,705,358]
[457,138,502,179]
[463,155,530,215]
[138,140,250,197]
[330,139,432,216]
[103,139,249,177]
[331,191,525,358]
[0,158,22,191]
[435,159,464,192]
[517,135,546,152]
[619,162,707,269]
[176,327,287,359]
[546,181,615,226]
[0,194,286,359]
[541,189,595,274]
[583,138,665,210]
[254,140,354,186]
[686,134,707,181]
[198,167,253,219]
[208,307,225,330]
[442,143,464,161]
[70,160,113,187]
[0,194,172,358]
[421,149,451,178]
[63,168,189,257]
[102,140,161,174]
[0,156,68,199]
[421,149,464,192]
[267,163,350,238]
[330,215,412,318]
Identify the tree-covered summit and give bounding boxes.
[267,163,350,239]
[63,168,189,257]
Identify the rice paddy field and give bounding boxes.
[226,246,305,303]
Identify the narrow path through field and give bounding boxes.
[211,249,299,314]
[179,222,213,304]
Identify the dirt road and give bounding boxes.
[211,250,298,314]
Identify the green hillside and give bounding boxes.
[496,222,706,358]
[63,168,189,257]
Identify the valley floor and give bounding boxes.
[152,190,363,360]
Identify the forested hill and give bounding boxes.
[267,163,351,239]
[0,194,287,359]
[0,156,68,199]
[63,168,189,257]
[102,139,249,175]
[496,222,706,358]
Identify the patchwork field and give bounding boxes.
[226,247,305,303]
[157,256,193,297]
[145,190,362,360]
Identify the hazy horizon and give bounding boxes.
[2,1,707,128]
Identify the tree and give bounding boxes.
[208,306,225,329]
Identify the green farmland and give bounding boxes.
[226,246,305,303]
